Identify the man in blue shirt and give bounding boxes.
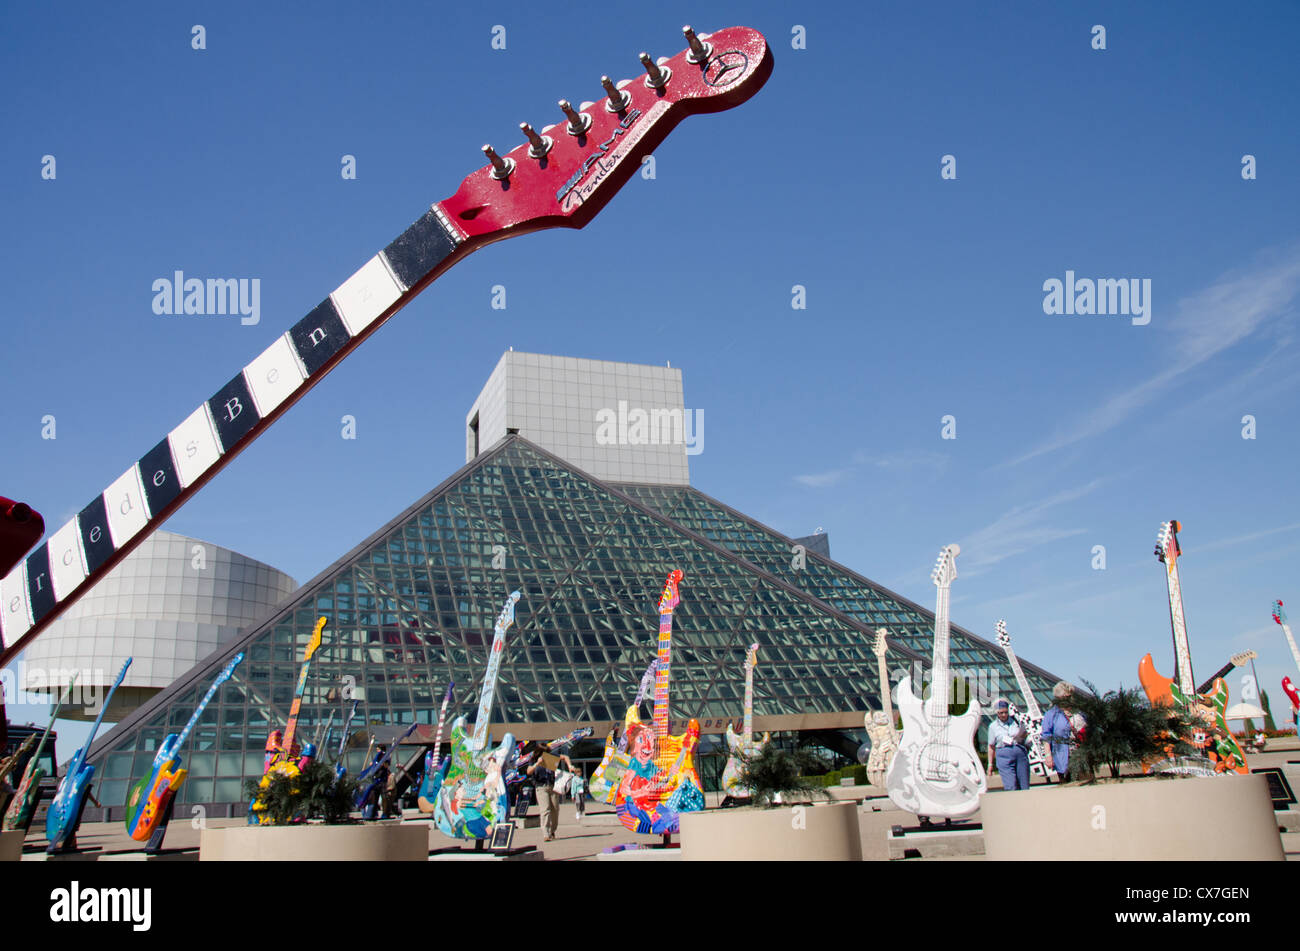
[1041,682,1077,781]
[986,699,1031,790]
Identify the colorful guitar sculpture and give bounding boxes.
[433,591,521,840]
[1138,521,1247,774]
[994,620,1053,781]
[1283,676,1300,721]
[613,570,704,834]
[249,618,325,823]
[589,658,658,803]
[0,733,38,816]
[125,652,243,841]
[417,681,454,813]
[721,643,770,800]
[333,698,359,779]
[3,674,77,832]
[45,658,132,851]
[0,25,774,672]
[887,545,986,820]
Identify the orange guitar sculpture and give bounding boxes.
[1138,520,1246,775]
[612,570,704,834]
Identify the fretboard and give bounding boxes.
[930,583,952,709]
[1165,560,1196,695]
[1003,646,1042,720]
[469,592,518,750]
[433,682,454,753]
[279,659,315,759]
[653,616,673,739]
[0,210,463,667]
[742,657,755,744]
[1279,618,1300,679]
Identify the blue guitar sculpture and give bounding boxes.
[354,721,419,818]
[417,681,455,813]
[433,591,521,840]
[45,658,132,851]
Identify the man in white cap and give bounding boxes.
[986,699,1031,790]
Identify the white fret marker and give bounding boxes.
[168,404,223,487]
[105,466,151,548]
[0,564,33,645]
[47,518,88,601]
[244,333,307,417]
[330,254,402,337]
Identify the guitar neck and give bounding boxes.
[278,657,316,756]
[653,610,674,739]
[469,594,518,750]
[1162,558,1195,694]
[931,585,952,708]
[76,661,131,761]
[742,662,755,744]
[0,26,775,672]
[877,653,893,719]
[1003,646,1042,719]
[432,683,453,753]
[1279,619,1300,679]
[174,667,235,753]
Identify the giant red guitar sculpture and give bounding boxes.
[0,26,773,668]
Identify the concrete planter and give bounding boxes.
[679,801,862,861]
[200,822,429,861]
[982,774,1283,861]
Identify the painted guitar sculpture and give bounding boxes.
[0,733,38,816]
[589,657,659,803]
[1283,677,1300,721]
[355,721,420,818]
[333,698,360,779]
[3,674,77,832]
[613,570,705,834]
[433,591,521,840]
[0,25,774,670]
[1138,520,1247,774]
[721,643,771,800]
[45,658,132,851]
[887,545,986,819]
[994,620,1053,781]
[249,617,325,823]
[125,652,243,841]
[417,681,454,813]
[865,629,900,786]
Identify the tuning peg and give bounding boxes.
[558,99,592,136]
[519,122,553,159]
[601,76,631,113]
[639,52,671,89]
[481,144,515,181]
[682,25,712,64]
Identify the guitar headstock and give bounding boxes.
[1155,520,1182,566]
[494,590,522,636]
[658,569,684,614]
[112,657,133,688]
[1230,650,1258,667]
[1274,600,1287,625]
[304,616,327,662]
[441,25,773,244]
[995,619,1010,650]
[930,544,960,588]
[442,682,455,705]
[215,652,245,687]
[745,642,760,671]
[873,628,889,660]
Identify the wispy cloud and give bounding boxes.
[1008,246,1300,466]
[1193,521,1300,556]
[793,469,848,488]
[960,480,1103,573]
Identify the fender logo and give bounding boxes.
[556,103,666,211]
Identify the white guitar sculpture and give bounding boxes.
[720,643,771,801]
[994,620,1054,781]
[886,544,986,819]
[865,629,899,787]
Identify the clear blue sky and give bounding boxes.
[3,1,1298,750]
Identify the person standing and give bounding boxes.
[526,745,561,841]
[986,699,1031,791]
[1041,682,1078,781]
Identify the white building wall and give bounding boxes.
[465,352,692,485]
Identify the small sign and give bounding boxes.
[1251,767,1296,810]
[840,778,855,786]
[489,822,516,851]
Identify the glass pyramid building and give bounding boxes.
[84,434,1066,813]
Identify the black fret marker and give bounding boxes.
[78,495,115,576]
[383,210,458,290]
[26,546,56,624]
[290,300,350,376]
[139,438,182,517]
[208,373,261,454]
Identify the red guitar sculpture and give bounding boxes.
[0,26,774,668]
